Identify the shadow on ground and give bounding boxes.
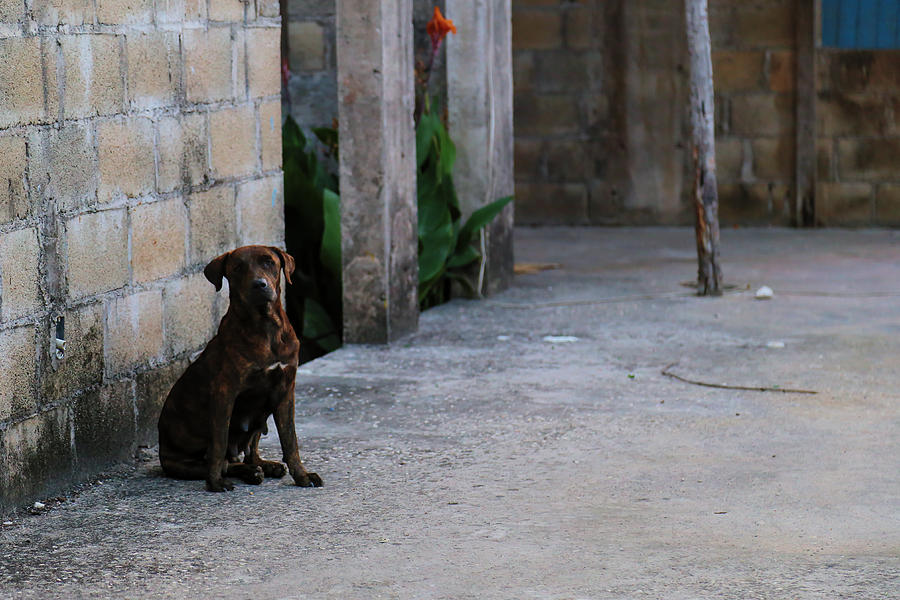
[1,228,899,599]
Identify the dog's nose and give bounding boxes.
[252,278,268,290]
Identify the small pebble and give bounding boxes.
[33,502,45,510]
[755,286,774,300]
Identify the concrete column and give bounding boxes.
[336,0,418,343]
[446,0,515,295]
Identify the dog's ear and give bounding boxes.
[269,247,296,286]
[203,251,230,291]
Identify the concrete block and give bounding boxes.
[288,20,326,71]
[236,175,284,245]
[127,31,179,109]
[0,37,47,128]
[163,271,217,358]
[157,0,206,22]
[514,138,543,180]
[514,182,588,225]
[40,303,104,402]
[564,6,596,50]
[816,138,834,182]
[30,0,93,25]
[157,112,209,193]
[0,227,41,322]
[286,0,333,17]
[838,138,900,181]
[718,183,793,226]
[766,50,795,93]
[818,182,873,226]
[715,137,744,183]
[818,50,900,94]
[97,117,156,203]
[209,0,243,21]
[257,0,279,18]
[73,380,135,473]
[816,92,889,137]
[0,325,36,422]
[513,52,535,91]
[131,198,187,284]
[543,140,589,182]
[209,105,258,179]
[104,290,164,376]
[875,184,900,227]
[752,136,794,181]
[259,99,282,171]
[730,93,793,137]
[0,135,29,224]
[188,186,237,265]
[285,70,339,129]
[733,2,795,48]
[512,10,562,50]
[96,0,152,24]
[247,26,282,97]
[0,0,23,21]
[28,123,98,212]
[534,52,592,93]
[183,27,235,103]
[0,407,72,513]
[712,50,763,92]
[65,209,129,299]
[514,93,578,136]
[61,34,124,119]
[135,360,187,446]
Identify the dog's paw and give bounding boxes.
[294,472,323,488]
[262,462,287,478]
[243,466,265,485]
[206,478,235,492]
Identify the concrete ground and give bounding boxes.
[1,227,899,599]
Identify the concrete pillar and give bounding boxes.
[446,0,515,295]
[336,0,418,344]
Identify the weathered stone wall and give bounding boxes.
[816,50,900,226]
[0,1,283,512]
[512,0,900,227]
[710,0,797,226]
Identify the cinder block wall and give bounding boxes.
[816,50,900,226]
[0,0,284,512]
[710,0,797,226]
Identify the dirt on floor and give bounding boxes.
[1,227,899,599]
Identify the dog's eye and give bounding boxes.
[262,257,276,269]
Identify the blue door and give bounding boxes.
[822,0,900,48]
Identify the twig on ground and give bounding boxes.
[661,363,817,395]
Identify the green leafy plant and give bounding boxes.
[416,111,513,309]
[282,115,342,362]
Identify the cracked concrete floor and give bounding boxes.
[1,227,899,599]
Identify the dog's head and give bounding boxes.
[204,246,296,308]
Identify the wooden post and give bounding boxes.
[685,0,722,296]
[796,0,818,226]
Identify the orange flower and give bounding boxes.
[426,6,457,50]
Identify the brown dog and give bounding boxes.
[158,245,322,492]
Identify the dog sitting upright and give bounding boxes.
[158,245,322,492]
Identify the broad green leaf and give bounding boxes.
[457,195,513,252]
[434,120,456,179]
[320,189,341,279]
[418,220,454,283]
[446,244,481,269]
[303,297,341,352]
[416,113,439,168]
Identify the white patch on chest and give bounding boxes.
[266,361,291,372]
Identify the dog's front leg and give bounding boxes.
[273,381,322,488]
[206,389,238,492]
